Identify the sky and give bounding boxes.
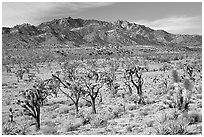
[2,2,202,35]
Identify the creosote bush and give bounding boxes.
[65,119,83,132]
[90,114,108,128]
[154,112,189,135]
[42,126,58,135]
[172,69,180,83]
[187,111,202,124]
[2,122,20,135]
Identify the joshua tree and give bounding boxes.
[17,88,48,131]
[15,69,26,82]
[80,70,105,114]
[39,75,61,98]
[123,72,133,95]
[124,65,146,105]
[5,65,12,73]
[186,65,193,78]
[171,70,193,116]
[153,76,159,83]
[51,61,86,115]
[9,108,14,123]
[28,73,36,82]
[104,59,120,97]
[52,74,84,116]
[163,78,168,89]
[184,64,196,81]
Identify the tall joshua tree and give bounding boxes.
[52,74,84,115]
[17,88,48,131]
[105,59,120,97]
[125,66,146,105]
[52,61,84,115]
[81,70,105,114]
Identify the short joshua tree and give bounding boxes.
[43,77,61,98]
[9,108,14,123]
[124,65,146,105]
[28,73,36,82]
[171,70,193,116]
[15,69,26,82]
[5,65,12,73]
[104,59,120,97]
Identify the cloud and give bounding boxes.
[134,15,202,35]
[2,2,114,26]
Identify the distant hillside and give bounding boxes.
[2,17,202,49]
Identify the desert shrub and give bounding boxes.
[16,110,24,117]
[99,111,115,121]
[126,125,133,132]
[172,70,180,83]
[139,109,149,116]
[2,83,8,87]
[50,113,58,119]
[127,104,137,111]
[183,78,193,91]
[43,121,56,127]
[145,97,157,104]
[154,118,188,135]
[196,94,202,100]
[18,123,30,135]
[57,106,69,114]
[129,113,135,117]
[78,102,83,108]
[2,122,20,135]
[187,111,202,124]
[170,109,180,120]
[145,119,154,127]
[154,112,188,135]
[42,126,58,135]
[111,105,125,118]
[78,111,92,125]
[83,100,92,107]
[65,119,83,132]
[90,114,108,128]
[128,94,139,104]
[4,98,11,106]
[45,103,60,112]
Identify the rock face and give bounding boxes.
[2,17,202,49]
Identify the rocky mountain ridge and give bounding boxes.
[2,17,202,49]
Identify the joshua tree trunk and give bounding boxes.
[127,84,133,94]
[91,98,96,114]
[74,102,79,115]
[36,116,40,131]
[136,86,145,105]
[111,84,117,97]
[35,107,40,131]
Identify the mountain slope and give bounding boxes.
[2,17,202,49]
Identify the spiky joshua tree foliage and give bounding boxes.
[171,70,193,115]
[124,65,146,105]
[52,61,84,116]
[104,59,120,97]
[81,70,105,114]
[52,75,84,116]
[17,87,48,131]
